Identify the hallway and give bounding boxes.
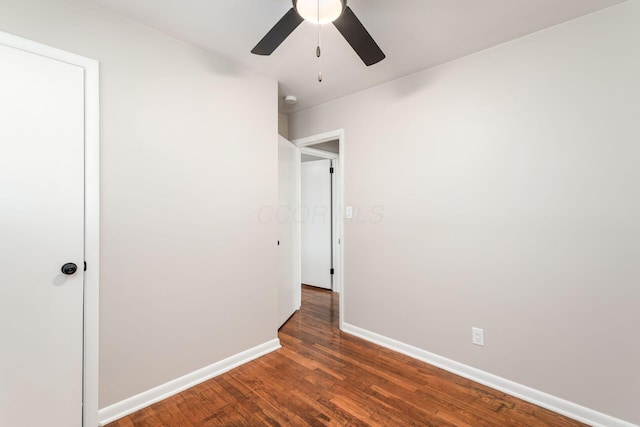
[108,286,586,426]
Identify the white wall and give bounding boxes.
[278,113,289,139]
[290,2,640,424]
[0,0,278,408]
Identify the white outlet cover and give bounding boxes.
[472,327,484,346]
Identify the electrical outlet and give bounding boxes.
[472,327,484,346]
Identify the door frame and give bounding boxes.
[292,129,345,330]
[0,31,100,427]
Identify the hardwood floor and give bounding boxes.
[107,285,587,426]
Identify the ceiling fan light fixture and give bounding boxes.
[294,0,345,25]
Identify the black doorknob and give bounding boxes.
[61,263,78,275]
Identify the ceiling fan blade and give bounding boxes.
[251,8,304,56]
[333,6,385,66]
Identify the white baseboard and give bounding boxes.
[98,338,281,426]
[341,323,637,427]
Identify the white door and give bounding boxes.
[301,159,332,289]
[277,136,300,327]
[0,42,85,427]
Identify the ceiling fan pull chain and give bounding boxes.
[317,0,321,58]
[317,0,323,82]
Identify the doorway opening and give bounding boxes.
[292,129,345,330]
[300,143,339,292]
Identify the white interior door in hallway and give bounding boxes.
[301,159,332,290]
[0,42,85,427]
[277,136,301,327]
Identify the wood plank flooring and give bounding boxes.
[107,286,587,426]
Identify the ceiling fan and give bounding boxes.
[251,0,385,66]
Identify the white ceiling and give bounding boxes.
[90,0,626,113]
